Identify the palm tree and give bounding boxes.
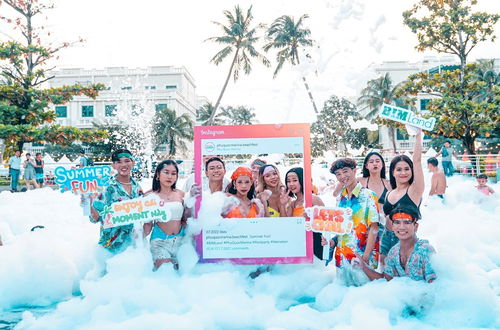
[197,102,224,126]
[152,108,194,156]
[263,14,318,114]
[357,73,404,153]
[220,105,257,125]
[206,5,270,124]
[473,59,500,103]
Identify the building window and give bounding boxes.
[155,104,168,112]
[121,86,132,90]
[420,99,430,111]
[55,106,67,118]
[396,128,409,141]
[165,85,177,89]
[105,104,117,117]
[82,105,94,117]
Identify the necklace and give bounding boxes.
[117,180,132,185]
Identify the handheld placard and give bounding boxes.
[100,194,172,229]
[54,165,112,194]
[305,206,354,260]
[379,103,436,131]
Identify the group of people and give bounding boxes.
[82,130,494,283]
[7,151,45,191]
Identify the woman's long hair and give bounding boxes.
[152,160,179,192]
[256,164,284,193]
[362,152,387,179]
[388,155,414,189]
[286,167,304,197]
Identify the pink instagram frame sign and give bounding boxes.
[194,123,313,265]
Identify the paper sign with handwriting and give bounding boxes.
[305,206,353,234]
[55,165,112,194]
[379,103,436,131]
[101,194,172,229]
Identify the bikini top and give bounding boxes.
[268,206,280,217]
[292,205,304,217]
[383,187,421,218]
[366,176,389,205]
[226,203,259,218]
[163,201,184,220]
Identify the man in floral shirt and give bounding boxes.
[324,158,380,272]
[90,149,144,253]
[358,204,437,283]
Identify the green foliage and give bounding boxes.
[44,143,84,160]
[152,107,194,156]
[264,14,318,114]
[197,102,224,126]
[311,95,369,157]
[207,5,270,123]
[264,14,313,77]
[357,73,408,152]
[197,103,257,126]
[396,63,500,154]
[219,105,257,125]
[0,0,106,154]
[403,0,499,70]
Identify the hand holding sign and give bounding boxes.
[379,104,436,132]
[305,206,353,260]
[101,194,172,229]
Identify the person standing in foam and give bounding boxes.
[89,149,144,253]
[381,128,424,266]
[143,160,187,270]
[356,204,437,283]
[323,158,380,274]
[255,164,289,217]
[222,167,265,218]
[284,167,325,260]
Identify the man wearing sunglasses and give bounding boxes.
[356,204,437,283]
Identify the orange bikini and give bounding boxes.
[226,203,259,218]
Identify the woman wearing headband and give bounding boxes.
[223,167,265,218]
[143,160,187,270]
[256,164,289,217]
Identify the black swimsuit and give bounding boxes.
[366,177,389,205]
[383,187,421,218]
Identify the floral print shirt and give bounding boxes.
[89,176,143,253]
[333,183,380,269]
[384,239,437,282]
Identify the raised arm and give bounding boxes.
[409,129,424,203]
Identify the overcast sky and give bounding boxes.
[2,0,499,124]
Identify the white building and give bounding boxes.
[20,66,204,155]
[46,66,198,129]
[369,56,461,153]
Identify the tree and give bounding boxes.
[396,63,499,154]
[0,0,107,156]
[206,5,270,124]
[219,105,257,125]
[399,0,500,154]
[357,73,405,153]
[152,107,194,156]
[403,0,499,85]
[263,14,318,114]
[197,102,224,126]
[311,95,364,157]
